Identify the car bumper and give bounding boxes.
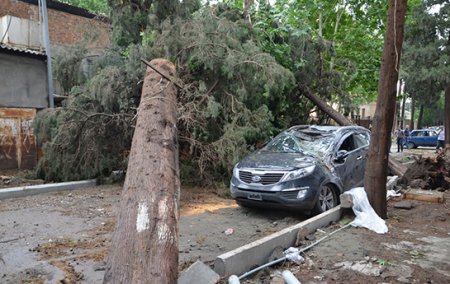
[229,176,320,211]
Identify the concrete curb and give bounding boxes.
[0,179,97,200]
[214,206,343,276]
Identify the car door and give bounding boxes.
[412,130,426,146]
[333,133,364,190]
[352,131,370,185]
[424,130,438,146]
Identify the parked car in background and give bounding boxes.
[230,125,370,214]
[403,129,438,149]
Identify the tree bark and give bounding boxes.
[299,85,354,126]
[417,104,424,129]
[445,32,450,146]
[364,0,407,219]
[409,94,415,130]
[400,90,406,128]
[104,59,179,283]
[393,79,402,129]
[445,85,450,146]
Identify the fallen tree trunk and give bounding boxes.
[299,85,354,126]
[388,158,407,177]
[104,59,179,283]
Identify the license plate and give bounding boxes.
[248,193,262,201]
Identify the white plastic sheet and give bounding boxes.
[347,187,388,234]
[283,247,305,263]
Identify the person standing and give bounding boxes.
[396,127,405,152]
[436,126,445,152]
[403,126,410,144]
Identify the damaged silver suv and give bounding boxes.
[230,125,370,214]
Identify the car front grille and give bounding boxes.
[238,171,285,185]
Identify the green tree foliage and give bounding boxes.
[36,0,391,184]
[401,0,450,126]
[59,0,110,15]
[108,0,199,47]
[52,46,87,93]
[35,46,152,181]
[252,0,387,113]
[151,5,295,180]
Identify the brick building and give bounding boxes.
[0,0,110,50]
[0,0,111,170]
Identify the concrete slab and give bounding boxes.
[178,260,220,284]
[214,206,343,276]
[405,189,445,203]
[340,192,353,208]
[0,179,97,200]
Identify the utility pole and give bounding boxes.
[40,0,54,108]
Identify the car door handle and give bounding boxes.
[357,156,363,160]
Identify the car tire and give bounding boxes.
[407,142,415,149]
[312,184,337,215]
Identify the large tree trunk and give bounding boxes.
[445,85,450,146]
[417,104,424,129]
[445,32,450,146]
[364,0,407,219]
[409,94,415,130]
[400,91,406,128]
[104,59,179,283]
[393,80,402,130]
[299,85,354,125]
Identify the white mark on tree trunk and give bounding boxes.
[158,198,168,217]
[157,223,172,243]
[136,202,150,233]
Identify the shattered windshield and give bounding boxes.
[264,131,334,155]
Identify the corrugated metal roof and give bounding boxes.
[0,43,46,57]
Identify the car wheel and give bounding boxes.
[313,184,337,214]
[407,142,415,149]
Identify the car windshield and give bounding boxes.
[264,132,334,155]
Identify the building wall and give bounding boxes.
[0,0,111,50]
[0,52,48,108]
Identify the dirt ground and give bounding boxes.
[0,147,449,284]
[0,184,307,283]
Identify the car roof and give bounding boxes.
[412,129,436,132]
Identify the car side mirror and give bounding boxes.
[335,150,348,162]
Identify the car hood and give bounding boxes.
[237,151,317,171]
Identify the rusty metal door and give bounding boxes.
[0,108,37,170]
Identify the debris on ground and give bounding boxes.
[393,200,415,209]
[346,187,388,234]
[400,147,450,189]
[178,260,220,284]
[404,189,445,203]
[223,228,234,235]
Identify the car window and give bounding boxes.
[338,132,369,152]
[338,135,355,152]
[354,132,370,148]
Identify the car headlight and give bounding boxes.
[232,163,240,177]
[280,165,315,182]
